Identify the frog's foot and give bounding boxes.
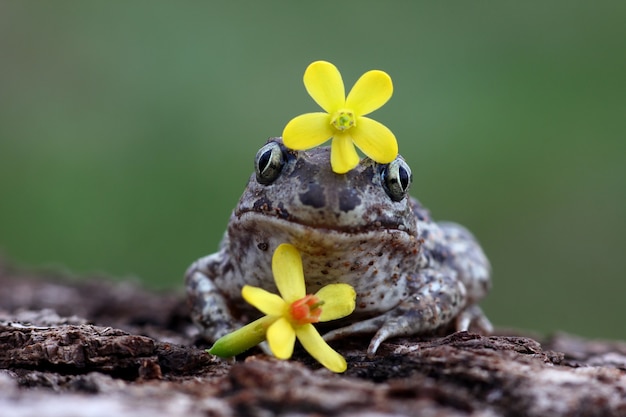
[455,305,493,334]
[185,253,238,342]
[324,303,455,357]
[324,268,468,357]
[323,312,419,357]
[323,303,457,357]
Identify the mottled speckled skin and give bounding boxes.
[186,138,492,355]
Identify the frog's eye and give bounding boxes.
[382,158,412,202]
[255,142,285,185]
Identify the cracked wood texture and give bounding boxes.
[1,260,626,417]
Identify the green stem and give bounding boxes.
[208,315,277,357]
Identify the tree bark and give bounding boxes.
[1,261,625,417]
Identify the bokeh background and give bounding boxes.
[1,2,624,339]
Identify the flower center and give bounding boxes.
[330,109,356,131]
[289,294,324,325]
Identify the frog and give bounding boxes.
[185,137,492,356]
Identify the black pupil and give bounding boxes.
[258,150,272,173]
[398,166,409,190]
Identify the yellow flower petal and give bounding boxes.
[345,70,393,116]
[315,284,356,322]
[351,117,398,164]
[267,317,296,359]
[296,324,347,373]
[330,133,360,174]
[282,112,333,150]
[242,285,287,316]
[272,243,306,303]
[303,61,345,113]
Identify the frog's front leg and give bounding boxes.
[323,267,467,357]
[185,250,238,342]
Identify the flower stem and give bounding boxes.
[208,315,277,357]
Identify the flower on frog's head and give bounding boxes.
[282,60,398,174]
[209,243,356,373]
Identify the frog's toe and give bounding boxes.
[455,305,493,334]
[366,316,417,357]
[258,340,273,356]
[322,316,387,343]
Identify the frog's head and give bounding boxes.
[234,137,417,236]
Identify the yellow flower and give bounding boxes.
[283,60,398,174]
[209,243,356,373]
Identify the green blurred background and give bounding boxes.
[1,2,625,339]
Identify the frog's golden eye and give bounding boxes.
[382,157,412,202]
[255,141,285,185]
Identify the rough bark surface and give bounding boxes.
[1,260,626,417]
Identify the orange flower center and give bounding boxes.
[330,110,356,131]
[289,294,324,325]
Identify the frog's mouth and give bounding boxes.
[235,209,415,236]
